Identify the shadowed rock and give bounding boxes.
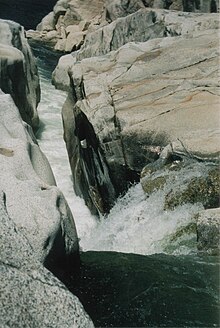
[0,191,94,328]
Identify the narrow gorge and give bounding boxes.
[0,0,219,327]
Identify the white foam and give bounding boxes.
[37,66,202,256]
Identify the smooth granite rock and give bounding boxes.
[28,0,218,52]
[0,19,40,130]
[0,92,79,270]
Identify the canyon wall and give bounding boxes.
[0,20,94,327]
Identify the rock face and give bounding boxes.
[196,208,220,255]
[77,9,219,60]
[0,92,79,272]
[53,8,219,213]
[0,19,94,326]
[0,19,40,130]
[0,192,94,328]
[140,160,219,210]
[27,0,219,53]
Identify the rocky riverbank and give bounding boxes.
[0,0,219,326]
[27,0,219,52]
[48,1,219,252]
[0,19,93,327]
[49,3,219,236]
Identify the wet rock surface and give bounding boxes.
[196,208,220,255]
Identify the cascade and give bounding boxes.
[34,44,212,257]
[10,41,220,328]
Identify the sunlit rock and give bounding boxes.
[76,9,219,60]
[29,0,105,52]
[54,21,219,213]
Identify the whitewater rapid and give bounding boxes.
[36,54,202,256]
[36,65,97,241]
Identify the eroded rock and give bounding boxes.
[164,167,220,210]
[76,9,219,60]
[0,19,40,130]
[0,92,79,271]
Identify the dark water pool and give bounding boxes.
[66,251,219,327]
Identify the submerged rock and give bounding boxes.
[196,208,220,255]
[0,19,40,130]
[164,167,220,210]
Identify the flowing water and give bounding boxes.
[32,43,219,327]
[34,44,200,256]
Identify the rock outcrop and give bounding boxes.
[27,0,219,52]
[0,19,40,130]
[52,7,219,213]
[0,191,94,328]
[140,160,219,210]
[27,0,105,52]
[76,9,219,60]
[0,19,94,326]
[0,91,79,272]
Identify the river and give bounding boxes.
[32,43,219,327]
